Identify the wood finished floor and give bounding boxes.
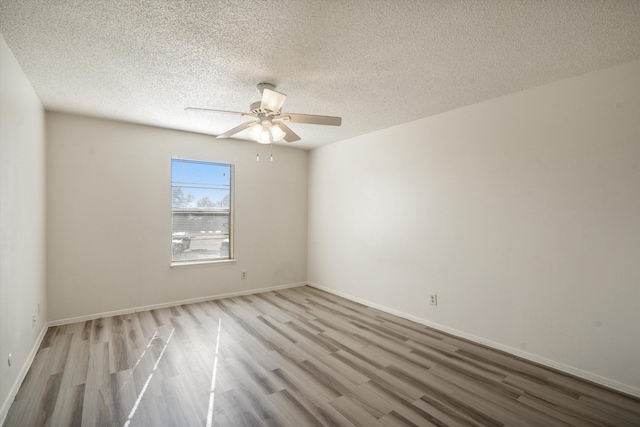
[4,286,640,427]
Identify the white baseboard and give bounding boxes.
[0,324,48,426]
[49,282,306,326]
[307,282,640,398]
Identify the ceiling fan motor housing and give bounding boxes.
[250,101,274,115]
[256,82,276,93]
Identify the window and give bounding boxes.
[171,158,233,263]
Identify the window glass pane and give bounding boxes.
[171,158,233,262]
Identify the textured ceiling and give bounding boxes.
[2,1,640,149]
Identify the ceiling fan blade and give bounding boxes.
[281,113,342,126]
[260,88,287,113]
[216,120,256,139]
[185,107,249,116]
[276,122,301,143]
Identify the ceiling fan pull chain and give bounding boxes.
[256,153,259,162]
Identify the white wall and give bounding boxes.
[0,35,47,421]
[308,59,640,395]
[46,113,308,321]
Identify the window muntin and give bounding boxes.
[171,158,233,263]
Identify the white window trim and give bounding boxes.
[170,259,237,268]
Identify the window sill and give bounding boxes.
[170,259,236,268]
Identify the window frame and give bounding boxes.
[170,157,235,266]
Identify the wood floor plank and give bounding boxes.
[49,383,85,427]
[330,350,426,401]
[307,349,371,388]
[46,333,73,376]
[328,394,383,426]
[378,410,425,427]
[517,393,603,427]
[110,370,137,425]
[12,347,50,402]
[432,365,572,426]
[81,388,116,427]
[267,389,328,427]
[577,395,640,426]
[60,335,90,390]
[4,286,639,426]
[549,373,640,415]
[345,380,396,418]
[412,392,485,427]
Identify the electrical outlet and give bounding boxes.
[32,315,36,328]
[38,303,41,316]
[241,271,247,279]
[430,294,438,306]
[7,353,12,367]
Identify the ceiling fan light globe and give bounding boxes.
[270,124,286,142]
[257,130,271,144]
[248,123,263,140]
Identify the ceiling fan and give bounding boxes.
[185,83,342,144]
